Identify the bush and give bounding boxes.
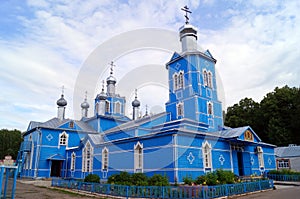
[183,175,194,185]
[84,174,100,183]
[107,171,133,185]
[148,174,169,186]
[268,169,300,175]
[132,173,148,186]
[216,169,235,184]
[195,170,236,186]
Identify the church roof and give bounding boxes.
[87,134,105,145]
[275,145,300,158]
[26,117,97,133]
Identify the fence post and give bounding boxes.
[126,185,129,199]
[258,180,262,191]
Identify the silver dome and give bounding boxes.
[57,94,67,106]
[132,98,140,107]
[81,100,90,109]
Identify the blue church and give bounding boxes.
[18,11,276,183]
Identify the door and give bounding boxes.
[50,160,62,177]
[237,152,244,176]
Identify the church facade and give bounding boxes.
[18,16,276,183]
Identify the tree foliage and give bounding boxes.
[0,129,23,160]
[225,86,300,146]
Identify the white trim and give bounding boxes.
[176,102,184,118]
[82,141,93,172]
[70,152,76,171]
[134,141,143,173]
[114,101,121,114]
[202,141,212,169]
[59,131,68,147]
[102,147,109,171]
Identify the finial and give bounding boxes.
[84,91,88,100]
[61,85,65,95]
[145,105,148,115]
[110,61,115,75]
[181,5,192,24]
[135,89,138,99]
[101,80,105,91]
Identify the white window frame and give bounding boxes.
[71,152,76,171]
[257,147,264,168]
[207,71,213,88]
[173,73,178,90]
[203,70,208,86]
[277,159,290,169]
[178,71,184,89]
[207,102,213,115]
[59,131,68,146]
[102,147,109,171]
[177,102,184,118]
[202,141,212,169]
[114,101,121,114]
[105,100,110,113]
[82,141,93,172]
[134,142,143,173]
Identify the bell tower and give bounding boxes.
[165,6,223,132]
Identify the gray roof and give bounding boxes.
[218,126,249,138]
[88,134,105,145]
[27,117,96,133]
[275,145,300,158]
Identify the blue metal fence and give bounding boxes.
[268,174,300,181]
[0,165,18,199]
[52,179,274,199]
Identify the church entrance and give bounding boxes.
[50,160,62,177]
[237,152,244,176]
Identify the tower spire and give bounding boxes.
[179,6,197,52]
[56,85,67,120]
[106,61,117,96]
[81,91,90,118]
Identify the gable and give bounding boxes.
[58,120,81,130]
[238,127,261,143]
[170,52,181,61]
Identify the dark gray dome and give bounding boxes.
[96,90,107,100]
[57,94,67,106]
[132,98,140,107]
[81,100,89,109]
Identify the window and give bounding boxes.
[69,121,74,128]
[115,101,121,114]
[244,130,254,142]
[257,146,264,168]
[59,131,68,146]
[105,101,110,113]
[177,102,184,117]
[134,142,143,173]
[102,147,109,171]
[207,71,213,88]
[173,71,184,91]
[202,141,212,169]
[178,71,184,89]
[203,70,208,86]
[82,141,93,172]
[207,102,213,115]
[173,73,178,90]
[71,152,76,171]
[277,159,290,169]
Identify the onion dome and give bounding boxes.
[106,61,117,84]
[132,98,140,107]
[81,99,89,109]
[57,94,67,107]
[132,89,140,107]
[96,80,107,100]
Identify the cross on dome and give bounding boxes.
[181,5,192,24]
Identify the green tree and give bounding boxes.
[0,129,23,160]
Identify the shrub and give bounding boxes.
[132,173,148,186]
[195,175,206,185]
[148,174,169,186]
[183,175,194,185]
[84,174,100,183]
[205,172,218,185]
[216,169,235,184]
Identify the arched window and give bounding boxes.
[203,70,208,86]
[102,147,109,171]
[134,142,143,173]
[82,141,93,172]
[177,102,184,117]
[105,101,110,113]
[71,152,76,171]
[207,102,213,115]
[173,73,178,90]
[207,71,213,88]
[59,131,68,146]
[115,101,121,114]
[178,71,184,89]
[257,146,264,168]
[202,141,212,169]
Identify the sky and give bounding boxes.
[1,0,299,131]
